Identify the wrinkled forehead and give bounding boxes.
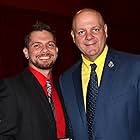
[72,9,104,30]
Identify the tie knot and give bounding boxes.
[90,63,97,71]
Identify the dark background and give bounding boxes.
[0,0,140,81]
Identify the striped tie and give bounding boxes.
[46,80,55,116]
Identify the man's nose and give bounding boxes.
[85,32,94,40]
[41,45,50,52]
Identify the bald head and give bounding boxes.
[71,8,108,61]
[72,8,105,31]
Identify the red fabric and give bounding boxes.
[28,67,66,139]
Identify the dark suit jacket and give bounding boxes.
[0,68,72,140]
[59,48,140,140]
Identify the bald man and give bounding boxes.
[59,8,140,140]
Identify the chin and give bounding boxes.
[88,50,97,55]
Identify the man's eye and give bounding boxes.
[33,44,40,48]
[78,30,85,35]
[48,43,56,48]
[92,27,100,33]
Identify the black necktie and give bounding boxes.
[46,80,55,116]
[86,63,98,140]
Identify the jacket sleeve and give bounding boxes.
[0,79,18,140]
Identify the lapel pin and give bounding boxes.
[108,61,114,68]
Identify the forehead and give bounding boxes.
[73,11,103,29]
[30,30,54,41]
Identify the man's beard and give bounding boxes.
[29,59,55,70]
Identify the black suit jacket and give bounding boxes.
[0,68,72,140]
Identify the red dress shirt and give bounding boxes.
[29,67,66,139]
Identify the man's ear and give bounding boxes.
[71,30,75,43]
[23,48,29,59]
[104,24,108,38]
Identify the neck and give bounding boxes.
[29,64,52,78]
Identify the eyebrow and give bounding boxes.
[30,41,56,46]
[29,41,41,46]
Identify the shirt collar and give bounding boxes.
[82,45,108,69]
[28,66,52,87]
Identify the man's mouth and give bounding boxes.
[85,41,97,46]
[38,55,52,60]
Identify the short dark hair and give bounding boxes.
[24,21,56,48]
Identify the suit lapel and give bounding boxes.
[98,48,119,104]
[22,69,55,125]
[71,49,120,130]
[72,61,87,129]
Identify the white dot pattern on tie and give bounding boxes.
[86,63,98,140]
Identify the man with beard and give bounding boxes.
[0,22,72,140]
